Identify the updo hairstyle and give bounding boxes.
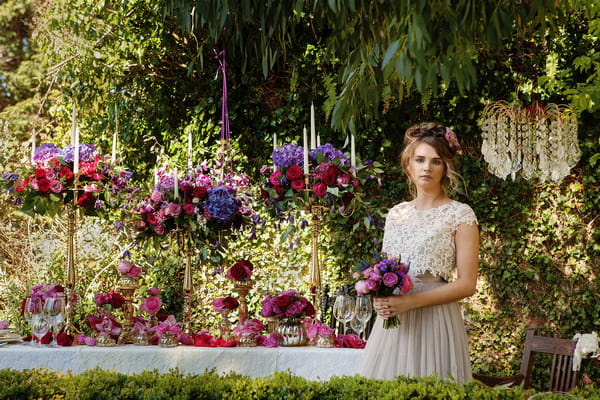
[400,122,462,196]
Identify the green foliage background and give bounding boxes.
[0,0,598,385]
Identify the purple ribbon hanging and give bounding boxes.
[214,49,230,171]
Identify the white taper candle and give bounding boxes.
[310,103,316,149]
[351,134,356,168]
[173,168,179,200]
[303,126,309,175]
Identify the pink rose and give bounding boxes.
[50,180,63,193]
[365,279,379,292]
[150,191,163,202]
[313,182,327,197]
[382,272,399,287]
[153,224,166,235]
[117,260,134,275]
[140,296,162,315]
[336,174,351,186]
[269,171,282,186]
[401,275,413,294]
[147,288,160,296]
[165,203,182,217]
[355,280,368,295]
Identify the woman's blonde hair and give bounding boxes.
[400,122,463,197]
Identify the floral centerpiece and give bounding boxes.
[261,290,316,320]
[260,143,380,215]
[2,142,134,217]
[133,163,254,243]
[352,253,413,329]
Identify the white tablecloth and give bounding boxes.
[0,344,363,380]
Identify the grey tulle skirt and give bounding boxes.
[358,275,472,383]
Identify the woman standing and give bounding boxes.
[359,122,479,383]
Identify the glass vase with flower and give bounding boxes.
[261,290,316,346]
[156,315,182,348]
[225,259,254,322]
[212,296,239,341]
[233,318,263,347]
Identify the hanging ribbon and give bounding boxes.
[214,49,231,174]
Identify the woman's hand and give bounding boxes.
[373,295,414,319]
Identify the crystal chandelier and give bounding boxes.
[480,101,580,182]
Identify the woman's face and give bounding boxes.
[407,142,446,189]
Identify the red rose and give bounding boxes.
[76,191,95,208]
[320,164,341,186]
[260,188,270,200]
[290,179,305,191]
[304,302,316,317]
[37,178,51,193]
[56,332,74,346]
[15,177,30,193]
[59,166,74,181]
[313,182,327,197]
[108,291,126,309]
[222,296,239,310]
[193,186,208,200]
[274,295,292,308]
[226,259,254,281]
[39,331,52,344]
[342,334,366,349]
[35,168,47,179]
[285,165,303,181]
[273,185,284,201]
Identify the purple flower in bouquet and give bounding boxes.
[205,186,239,223]
[272,144,304,169]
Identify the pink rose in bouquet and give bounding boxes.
[226,259,254,282]
[261,290,316,319]
[352,253,412,329]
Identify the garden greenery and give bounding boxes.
[0,0,598,388]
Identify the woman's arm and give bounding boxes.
[374,222,479,319]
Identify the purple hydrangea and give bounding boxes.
[33,143,61,162]
[311,143,350,166]
[61,144,97,163]
[205,186,240,224]
[272,144,304,169]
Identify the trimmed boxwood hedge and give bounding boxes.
[0,368,598,400]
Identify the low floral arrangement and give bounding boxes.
[302,317,334,340]
[232,318,263,338]
[131,316,156,338]
[2,142,134,217]
[352,253,413,329]
[212,296,239,313]
[132,163,255,243]
[85,311,122,338]
[156,315,183,338]
[260,290,316,320]
[226,259,254,282]
[260,143,380,215]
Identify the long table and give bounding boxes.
[0,344,363,380]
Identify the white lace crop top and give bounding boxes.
[381,200,478,280]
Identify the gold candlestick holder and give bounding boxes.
[303,173,323,319]
[182,247,193,335]
[117,274,139,344]
[64,202,79,335]
[233,280,253,323]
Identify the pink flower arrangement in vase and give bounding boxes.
[156,315,183,347]
[260,290,316,320]
[233,318,264,347]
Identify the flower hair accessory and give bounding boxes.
[444,127,460,150]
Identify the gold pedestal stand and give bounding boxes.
[233,280,253,323]
[117,275,139,344]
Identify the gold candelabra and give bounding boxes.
[117,274,139,344]
[64,185,80,335]
[303,174,324,318]
[183,245,193,335]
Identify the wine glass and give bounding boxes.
[24,298,48,347]
[332,295,355,335]
[354,296,373,338]
[349,316,364,337]
[45,294,65,347]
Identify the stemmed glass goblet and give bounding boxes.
[24,298,49,347]
[353,295,373,338]
[45,294,66,347]
[332,295,355,335]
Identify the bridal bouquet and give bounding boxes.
[352,253,412,329]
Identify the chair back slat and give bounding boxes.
[520,329,578,392]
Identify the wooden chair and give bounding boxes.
[473,329,578,392]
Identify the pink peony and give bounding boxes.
[354,280,368,296]
[382,272,399,287]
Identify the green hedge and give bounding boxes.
[0,369,598,400]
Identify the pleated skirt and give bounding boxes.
[358,276,472,383]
